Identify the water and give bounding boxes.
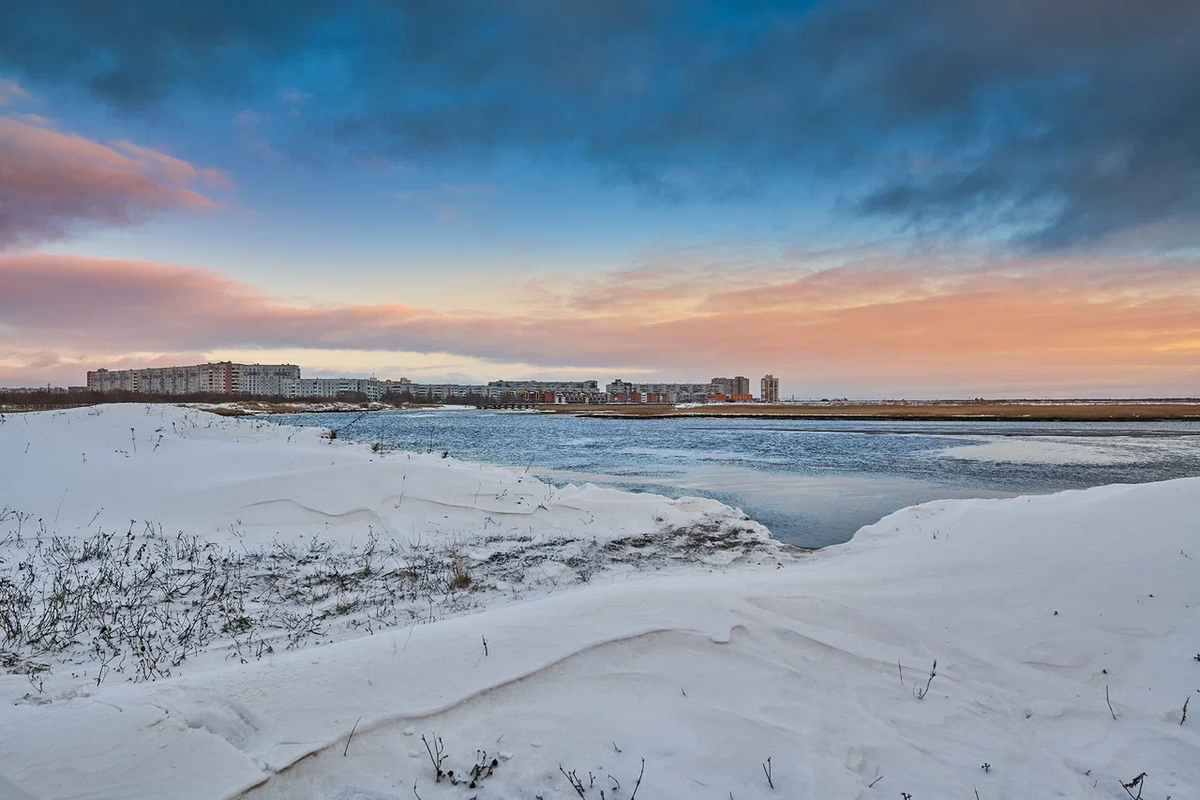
[266,409,1200,548]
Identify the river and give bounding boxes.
[267,408,1200,547]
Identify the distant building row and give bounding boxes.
[390,380,602,404]
[605,375,778,403]
[85,365,607,403]
[84,363,782,403]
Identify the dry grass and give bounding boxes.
[538,401,1200,422]
[190,401,444,416]
[204,407,250,417]
[0,521,486,683]
[450,550,472,589]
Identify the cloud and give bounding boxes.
[109,139,232,189]
[277,87,312,118]
[277,87,312,104]
[233,109,263,126]
[804,1,1200,250]
[0,76,28,105]
[2,251,1198,395]
[12,112,50,126]
[2,2,1196,247]
[0,115,226,248]
[232,108,278,159]
[394,183,498,221]
[0,349,210,387]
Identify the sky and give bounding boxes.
[1,0,1198,398]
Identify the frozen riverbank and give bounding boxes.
[1,405,1197,799]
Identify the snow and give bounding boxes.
[188,401,485,416]
[939,435,1199,465]
[0,403,776,553]
[938,437,1139,465]
[0,405,783,689]
[2,405,1198,800]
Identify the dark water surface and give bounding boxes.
[267,409,1200,547]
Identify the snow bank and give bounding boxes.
[0,405,765,549]
[2,405,1198,800]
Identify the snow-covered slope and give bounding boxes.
[0,404,785,687]
[1,406,1197,800]
[0,404,770,551]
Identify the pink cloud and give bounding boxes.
[0,349,212,388]
[3,252,1199,395]
[0,116,227,248]
[108,140,233,189]
[200,167,235,189]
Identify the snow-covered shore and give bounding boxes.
[1,405,1197,799]
[0,405,786,688]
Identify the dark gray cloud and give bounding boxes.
[1,0,1197,249]
[820,1,1200,250]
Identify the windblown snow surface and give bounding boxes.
[1,405,1197,800]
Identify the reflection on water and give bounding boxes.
[267,410,1200,548]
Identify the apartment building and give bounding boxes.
[87,362,290,395]
[485,380,604,403]
[386,383,483,400]
[280,377,383,401]
[87,368,140,393]
[712,376,751,398]
[86,362,300,395]
[605,376,764,404]
[383,381,605,404]
[605,379,715,403]
[487,379,599,392]
[761,374,780,403]
[233,363,301,396]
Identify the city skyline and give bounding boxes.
[2,2,1198,397]
[78,361,785,403]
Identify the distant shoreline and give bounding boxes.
[537,401,1200,422]
[5,398,1200,423]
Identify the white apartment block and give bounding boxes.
[232,363,301,396]
[87,368,140,393]
[279,377,383,401]
[487,380,599,391]
[605,379,716,401]
[87,362,300,396]
[388,384,491,400]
